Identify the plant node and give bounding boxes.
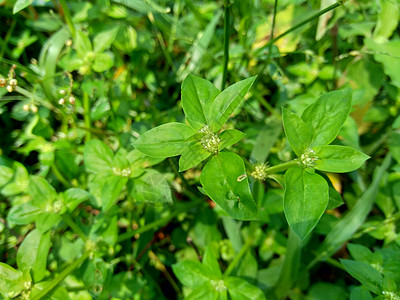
[199,126,221,154]
[299,148,318,168]
[250,162,269,181]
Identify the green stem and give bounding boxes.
[148,12,176,72]
[82,91,91,141]
[274,228,301,299]
[265,160,298,175]
[118,201,200,243]
[58,0,76,38]
[62,213,88,242]
[258,2,340,56]
[221,0,230,90]
[0,20,16,60]
[266,0,278,63]
[31,251,89,300]
[51,164,70,188]
[224,239,251,276]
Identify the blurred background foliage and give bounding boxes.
[1,0,400,299]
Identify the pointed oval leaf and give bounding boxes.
[209,76,257,132]
[17,229,51,282]
[225,277,266,300]
[179,142,211,172]
[29,176,58,208]
[219,129,245,151]
[181,74,220,130]
[200,152,258,221]
[314,145,370,173]
[84,139,114,173]
[302,89,352,147]
[282,107,313,156]
[340,259,382,294]
[284,167,329,240]
[133,122,195,158]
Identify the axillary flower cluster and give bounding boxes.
[0,64,18,93]
[199,125,221,154]
[298,148,318,168]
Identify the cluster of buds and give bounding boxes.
[250,162,269,181]
[299,148,318,168]
[22,103,38,113]
[112,167,132,177]
[1,77,18,93]
[1,65,18,92]
[199,125,221,154]
[382,291,400,300]
[58,72,76,106]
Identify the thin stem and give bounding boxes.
[257,2,340,56]
[118,201,200,243]
[0,20,16,60]
[51,164,70,188]
[168,158,200,198]
[82,91,91,141]
[147,12,176,72]
[265,160,298,175]
[31,251,89,300]
[62,213,88,242]
[58,0,76,38]
[266,0,278,63]
[221,0,230,90]
[274,228,301,298]
[224,239,251,276]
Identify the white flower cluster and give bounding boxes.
[299,148,318,168]
[112,167,132,177]
[382,291,400,300]
[211,280,227,292]
[251,162,269,181]
[199,126,221,154]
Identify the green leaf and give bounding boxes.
[29,176,58,208]
[314,145,369,173]
[0,166,13,187]
[100,175,128,211]
[203,243,222,278]
[17,229,51,282]
[301,89,352,147]
[179,142,211,172]
[373,0,399,41]
[181,74,220,130]
[365,39,400,88]
[308,282,347,300]
[282,107,313,156]
[13,0,33,14]
[315,155,391,262]
[340,259,382,294]
[94,25,120,53]
[84,139,114,173]
[347,244,373,264]
[75,31,93,58]
[209,76,257,132]
[129,169,172,203]
[350,287,373,300]
[133,122,195,158]
[200,152,258,221]
[0,263,25,295]
[64,188,91,212]
[284,167,329,239]
[225,277,266,300]
[219,129,245,151]
[7,202,41,226]
[172,260,212,288]
[185,282,222,300]
[92,52,114,72]
[2,162,29,197]
[36,212,62,233]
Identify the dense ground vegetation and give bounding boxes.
[1,0,400,299]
